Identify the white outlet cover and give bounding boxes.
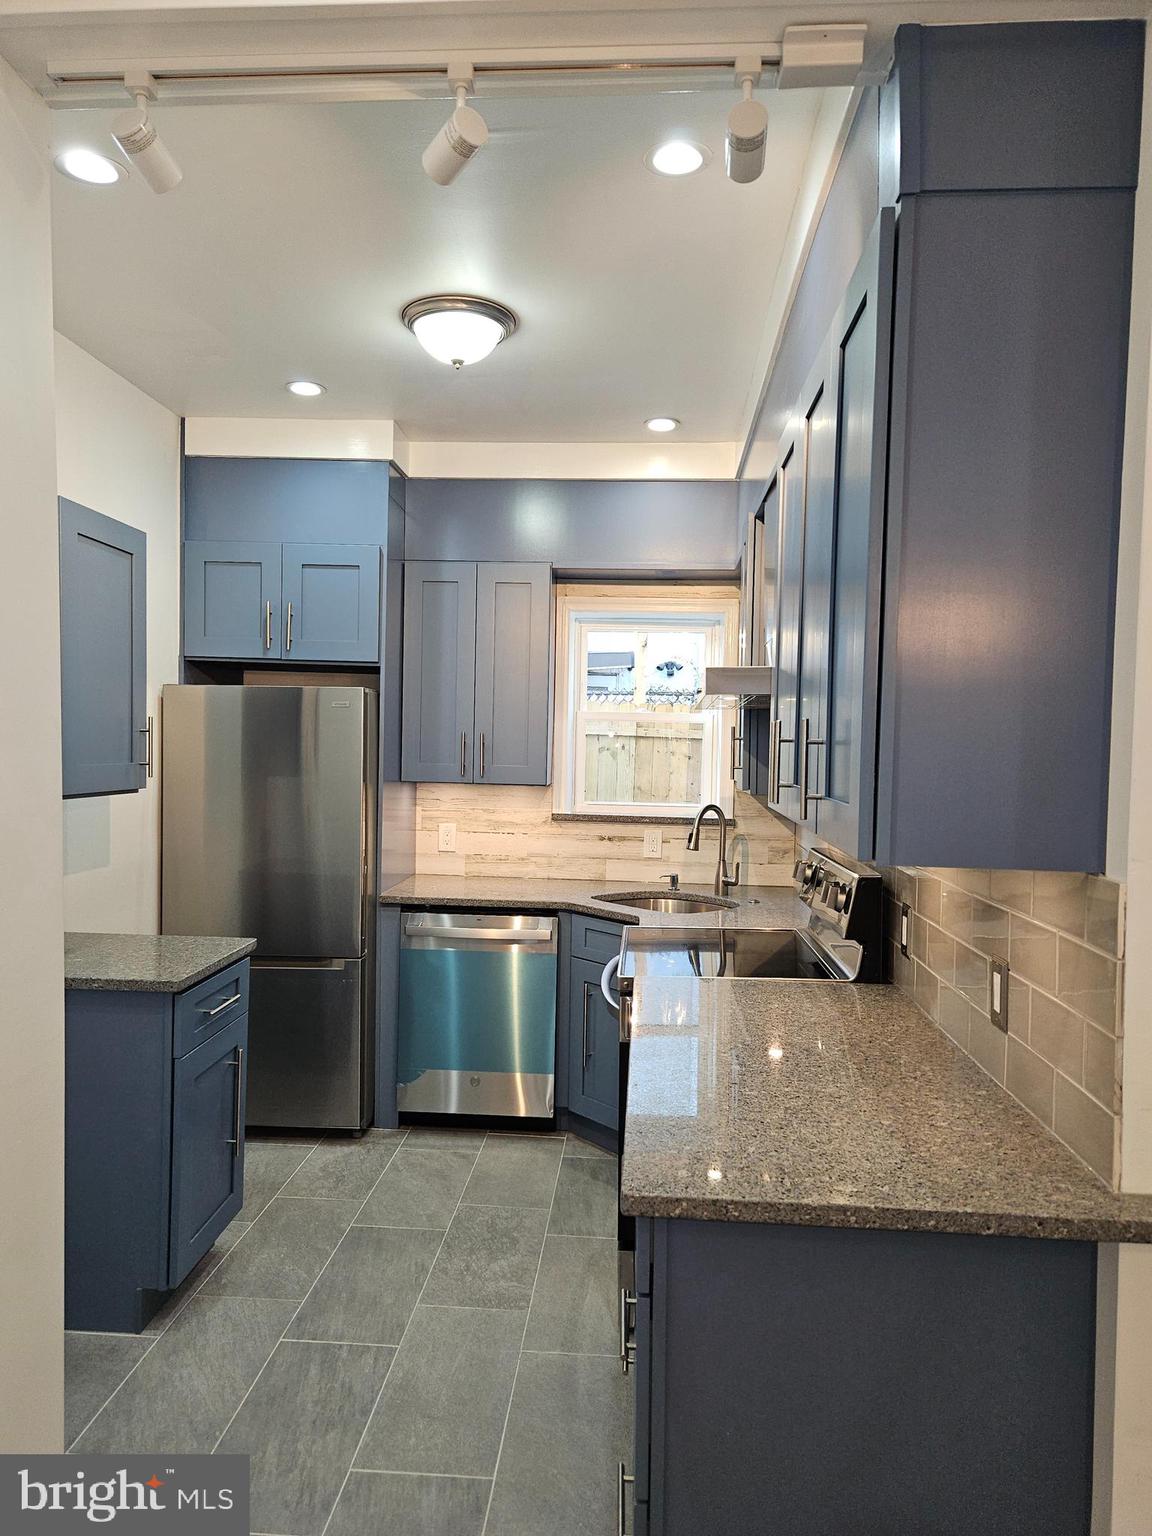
[643,828,662,858]
[438,822,457,853]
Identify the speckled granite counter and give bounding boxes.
[621,976,1152,1242]
[64,932,256,992]
[380,876,803,928]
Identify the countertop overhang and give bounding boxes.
[64,932,257,993]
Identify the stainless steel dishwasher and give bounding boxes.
[397,912,558,1118]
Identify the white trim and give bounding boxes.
[403,440,739,481]
[183,417,401,461]
[553,587,739,820]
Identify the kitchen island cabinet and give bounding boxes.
[64,933,255,1332]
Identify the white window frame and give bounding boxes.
[553,588,740,820]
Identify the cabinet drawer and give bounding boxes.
[174,961,250,1057]
[570,915,626,965]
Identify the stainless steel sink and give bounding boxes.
[595,891,738,914]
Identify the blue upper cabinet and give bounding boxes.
[402,560,553,785]
[184,540,282,659]
[182,457,389,664]
[59,499,147,798]
[281,544,381,663]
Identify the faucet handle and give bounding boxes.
[722,860,742,893]
[661,872,681,891]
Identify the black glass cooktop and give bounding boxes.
[618,927,838,982]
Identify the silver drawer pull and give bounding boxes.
[200,991,242,1019]
[618,1463,635,1536]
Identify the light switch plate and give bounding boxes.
[643,828,662,858]
[438,822,457,853]
[989,958,1009,1033]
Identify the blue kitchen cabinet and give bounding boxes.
[184,539,282,659]
[185,540,380,663]
[281,543,381,663]
[402,560,553,785]
[761,429,804,824]
[59,499,147,798]
[558,915,623,1134]
[65,959,249,1332]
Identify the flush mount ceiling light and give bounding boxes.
[286,380,326,397]
[401,295,518,370]
[645,417,680,433]
[55,148,126,185]
[646,140,709,177]
[111,71,182,194]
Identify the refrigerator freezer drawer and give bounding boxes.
[247,959,370,1131]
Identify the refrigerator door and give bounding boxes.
[162,685,372,958]
[246,959,370,1130]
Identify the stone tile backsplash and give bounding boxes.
[884,866,1125,1185]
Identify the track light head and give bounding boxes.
[112,75,182,194]
[422,78,488,186]
[726,73,768,184]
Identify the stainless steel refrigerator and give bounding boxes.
[161,685,377,1131]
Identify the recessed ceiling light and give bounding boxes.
[54,148,126,185]
[402,295,518,370]
[646,141,709,177]
[646,417,680,433]
[286,380,326,397]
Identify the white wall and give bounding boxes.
[0,54,64,1452]
[56,335,182,934]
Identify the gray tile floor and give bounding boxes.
[66,1128,632,1536]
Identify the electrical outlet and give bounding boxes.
[899,902,912,957]
[643,828,662,859]
[989,957,1009,1033]
[438,822,457,854]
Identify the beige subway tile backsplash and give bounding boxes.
[885,864,1125,1187]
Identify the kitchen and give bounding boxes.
[5,6,1152,1536]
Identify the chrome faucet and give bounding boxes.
[686,804,741,896]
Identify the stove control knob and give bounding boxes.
[835,881,852,913]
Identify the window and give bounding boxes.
[554,588,739,819]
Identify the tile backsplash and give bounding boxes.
[415,783,796,886]
[883,867,1125,1185]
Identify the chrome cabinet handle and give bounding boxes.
[768,716,782,801]
[730,722,744,781]
[264,599,273,651]
[460,730,468,778]
[799,716,826,819]
[619,1289,637,1374]
[600,953,621,1016]
[581,982,592,1062]
[618,1464,635,1536]
[285,600,294,652]
[478,731,486,779]
[228,1046,244,1148]
[200,991,242,1019]
[137,716,154,778]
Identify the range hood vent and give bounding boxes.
[699,665,774,709]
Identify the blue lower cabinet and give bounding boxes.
[567,955,619,1130]
[65,962,249,1333]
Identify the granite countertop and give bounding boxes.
[380,876,804,929]
[64,932,257,993]
[620,975,1152,1242]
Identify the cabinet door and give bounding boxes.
[169,1013,246,1288]
[817,209,895,859]
[401,562,478,782]
[281,543,381,663]
[473,563,553,785]
[795,350,838,836]
[568,956,619,1130]
[766,433,805,821]
[184,540,281,659]
[59,499,147,797]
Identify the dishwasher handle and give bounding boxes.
[403,920,556,945]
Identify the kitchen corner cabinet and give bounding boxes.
[65,960,249,1332]
[59,499,148,798]
[631,1217,1096,1536]
[556,914,622,1134]
[401,560,553,785]
[184,540,380,663]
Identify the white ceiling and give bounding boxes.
[48,87,829,441]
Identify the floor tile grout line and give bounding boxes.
[343,1469,494,1483]
[65,1139,328,1447]
[319,1133,492,1536]
[206,1130,412,1458]
[479,1134,568,1536]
